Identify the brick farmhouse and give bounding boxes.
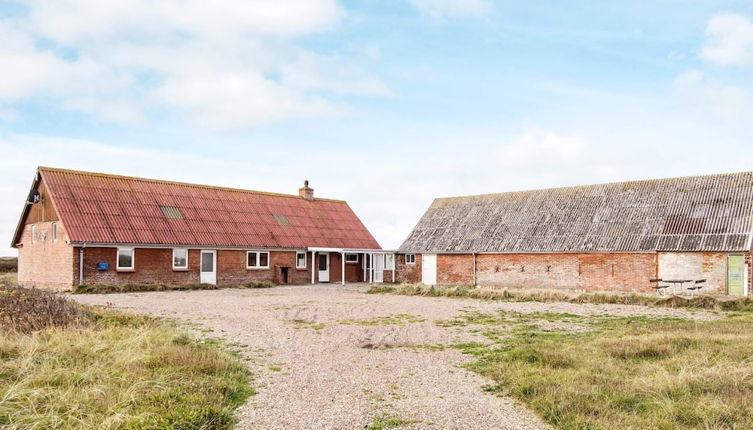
[13,167,391,290]
[395,172,753,297]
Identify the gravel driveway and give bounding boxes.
[71,285,714,430]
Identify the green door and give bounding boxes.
[727,255,745,296]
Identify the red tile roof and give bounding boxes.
[36,167,381,249]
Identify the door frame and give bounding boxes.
[318,252,330,283]
[374,253,385,283]
[200,250,217,285]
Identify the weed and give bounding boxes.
[338,314,426,326]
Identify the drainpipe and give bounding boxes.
[79,243,85,286]
[472,253,476,287]
[311,251,316,284]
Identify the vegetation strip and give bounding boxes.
[368,284,753,311]
[1,278,254,429]
[74,280,273,294]
[435,306,753,429]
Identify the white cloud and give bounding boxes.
[0,0,388,128]
[673,70,750,120]
[700,13,753,66]
[409,0,492,19]
[495,127,587,168]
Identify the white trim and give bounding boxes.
[51,222,58,242]
[296,251,307,269]
[116,247,135,270]
[405,254,416,264]
[172,248,189,270]
[246,251,270,269]
[345,253,359,264]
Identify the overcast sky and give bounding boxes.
[2,1,753,256]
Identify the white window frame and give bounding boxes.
[385,254,395,270]
[51,223,58,242]
[116,247,135,271]
[246,251,270,270]
[405,254,416,264]
[296,251,307,269]
[345,253,359,264]
[172,248,189,270]
[31,224,37,244]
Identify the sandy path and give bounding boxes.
[71,285,714,429]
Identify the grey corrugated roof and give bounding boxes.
[399,172,753,253]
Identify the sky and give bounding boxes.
[2,1,753,256]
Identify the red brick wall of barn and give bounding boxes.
[396,252,751,295]
[395,253,421,283]
[74,248,362,287]
[16,181,73,290]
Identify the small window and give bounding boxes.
[117,248,135,270]
[173,248,188,270]
[51,223,58,242]
[31,224,37,244]
[247,251,270,269]
[385,254,395,270]
[345,253,358,263]
[296,251,306,269]
[405,254,416,264]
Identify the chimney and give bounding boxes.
[299,180,314,200]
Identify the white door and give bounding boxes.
[318,253,330,282]
[422,254,437,285]
[374,254,384,283]
[200,250,217,285]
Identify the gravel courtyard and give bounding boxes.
[71,285,715,430]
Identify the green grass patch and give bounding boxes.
[366,414,419,429]
[0,286,254,429]
[455,312,753,429]
[74,280,275,294]
[338,314,426,326]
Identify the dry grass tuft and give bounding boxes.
[0,284,89,334]
[0,285,253,429]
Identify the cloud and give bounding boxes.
[700,13,753,66]
[673,70,750,120]
[495,127,587,168]
[409,0,493,19]
[0,0,388,128]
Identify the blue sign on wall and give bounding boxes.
[97,262,109,271]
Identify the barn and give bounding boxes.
[396,172,753,296]
[13,167,392,290]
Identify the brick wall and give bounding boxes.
[397,252,753,295]
[395,253,421,283]
[75,248,364,286]
[17,221,74,290]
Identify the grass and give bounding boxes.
[0,283,254,429]
[368,283,753,311]
[338,313,426,326]
[452,311,753,429]
[365,414,418,429]
[74,280,274,294]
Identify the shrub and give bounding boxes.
[0,285,89,334]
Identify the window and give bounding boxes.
[117,248,135,270]
[296,251,306,269]
[385,254,395,270]
[247,251,270,269]
[51,223,58,242]
[31,224,37,244]
[405,254,416,264]
[345,253,358,263]
[173,248,188,270]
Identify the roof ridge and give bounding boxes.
[37,166,346,203]
[436,170,753,201]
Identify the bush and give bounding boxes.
[0,284,89,334]
[0,257,17,273]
